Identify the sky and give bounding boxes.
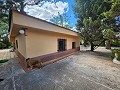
[24,0,77,30]
[66,0,77,27]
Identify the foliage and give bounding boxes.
[0,0,44,23]
[51,12,71,29]
[0,20,11,49]
[104,0,120,18]
[101,0,120,48]
[102,0,120,33]
[0,0,44,14]
[84,18,104,50]
[0,42,6,49]
[0,59,9,63]
[102,29,115,40]
[111,39,120,47]
[111,49,120,61]
[73,0,110,51]
[80,39,89,46]
[73,0,120,51]
[102,28,120,47]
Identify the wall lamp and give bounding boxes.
[19,28,27,35]
[19,29,25,34]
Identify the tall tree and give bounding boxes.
[73,0,111,51]
[101,0,120,49]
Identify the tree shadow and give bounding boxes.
[92,51,111,59]
[75,49,111,60]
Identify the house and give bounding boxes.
[9,9,80,72]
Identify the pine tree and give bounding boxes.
[73,0,111,51]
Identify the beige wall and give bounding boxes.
[26,29,80,58]
[12,11,78,36]
[15,34,26,58]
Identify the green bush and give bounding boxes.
[111,49,120,61]
[111,39,120,47]
[100,41,105,46]
[8,46,12,49]
[0,42,6,49]
[0,59,8,63]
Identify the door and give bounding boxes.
[58,39,66,51]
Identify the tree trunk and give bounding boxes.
[91,43,94,51]
[105,40,111,49]
[20,2,26,14]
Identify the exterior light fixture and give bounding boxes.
[19,27,27,35]
[19,29,25,34]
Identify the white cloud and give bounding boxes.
[71,26,78,32]
[24,1,69,21]
[57,21,68,25]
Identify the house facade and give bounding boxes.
[9,9,80,72]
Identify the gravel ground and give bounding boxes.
[0,47,120,90]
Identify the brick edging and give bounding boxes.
[15,50,30,72]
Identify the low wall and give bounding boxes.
[28,47,80,70]
[15,47,80,72]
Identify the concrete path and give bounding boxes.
[0,47,120,90]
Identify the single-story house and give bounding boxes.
[9,9,80,72]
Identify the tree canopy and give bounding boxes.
[73,0,120,51]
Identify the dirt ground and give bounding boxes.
[0,47,120,90]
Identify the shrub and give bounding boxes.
[111,39,120,47]
[0,42,6,49]
[8,46,12,49]
[111,49,120,61]
[0,59,8,63]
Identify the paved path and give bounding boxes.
[0,47,120,90]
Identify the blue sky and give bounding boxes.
[24,0,77,29]
[55,0,78,27]
[55,0,77,27]
[66,0,77,27]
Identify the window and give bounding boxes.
[72,42,76,49]
[16,40,18,49]
[58,39,66,51]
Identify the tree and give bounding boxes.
[102,29,115,49]
[51,12,71,29]
[101,0,120,49]
[0,0,44,23]
[104,0,120,17]
[73,0,111,51]
[0,0,44,49]
[0,20,11,49]
[81,18,103,51]
[0,0,43,14]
